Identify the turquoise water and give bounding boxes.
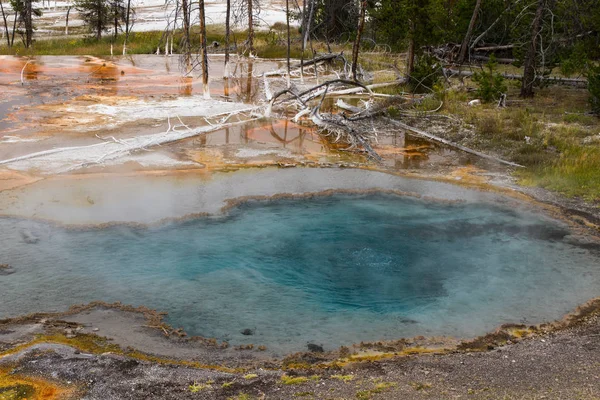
[1,194,600,354]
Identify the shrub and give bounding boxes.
[409,55,441,93]
[472,56,507,103]
[586,64,600,114]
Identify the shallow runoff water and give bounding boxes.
[2,193,600,355]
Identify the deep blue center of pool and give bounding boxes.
[2,194,599,354]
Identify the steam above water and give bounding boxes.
[1,194,599,355]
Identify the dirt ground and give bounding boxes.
[1,301,600,399]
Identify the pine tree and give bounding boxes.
[74,0,110,39]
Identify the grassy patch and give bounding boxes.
[281,375,309,385]
[441,86,600,202]
[410,381,432,391]
[189,382,212,392]
[331,374,354,382]
[355,381,398,399]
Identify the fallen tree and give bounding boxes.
[443,68,587,88]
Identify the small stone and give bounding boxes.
[92,328,99,332]
[0,264,15,275]
[307,343,324,353]
[241,328,254,336]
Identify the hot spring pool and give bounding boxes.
[1,193,599,354]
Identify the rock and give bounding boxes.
[307,343,324,353]
[241,329,254,336]
[92,328,100,332]
[0,264,15,275]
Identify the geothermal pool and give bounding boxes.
[1,191,599,355]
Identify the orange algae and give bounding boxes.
[0,368,73,400]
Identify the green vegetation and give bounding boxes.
[280,375,309,385]
[473,56,507,102]
[355,381,398,399]
[410,381,432,391]
[0,26,324,57]
[587,64,600,114]
[441,85,600,201]
[331,374,354,382]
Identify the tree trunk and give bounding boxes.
[10,10,16,46]
[24,0,32,48]
[113,3,118,40]
[199,0,210,98]
[457,0,482,64]
[224,0,230,78]
[351,0,366,81]
[286,0,291,86]
[0,0,10,47]
[301,0,307,36]
[65,6,70,35]
[406,21,415,75]
[303,0,314,50]
[123,0,130,52]
[300,0,307,81]
[96,0,102,39]
[520,0,545,98]
[182,0,190,72]
[247,0,253,55]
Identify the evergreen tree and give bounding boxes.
[74,0,110,39]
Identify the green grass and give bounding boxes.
[439,85,600,203]
[0,25,337,59]
[519,142,600,201]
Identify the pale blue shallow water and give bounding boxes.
[1,194,600,355]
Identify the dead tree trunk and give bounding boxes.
[247,0,254,56]
[351,0,366,81]
[182,0,190,72]
[286,0,291,86]
[303,0,314,50]
[470,0,523,50]
[520,0,545,98]
[224,0,231,78]
[199,0,210,98]
[301,0,315,81]
[457,0,482,64]
[0,0,10,47]
[123,0,130,53]
[407,25,415,75]
[10,10,16,46]
[113,2,118,40]
[65,6,71,35]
